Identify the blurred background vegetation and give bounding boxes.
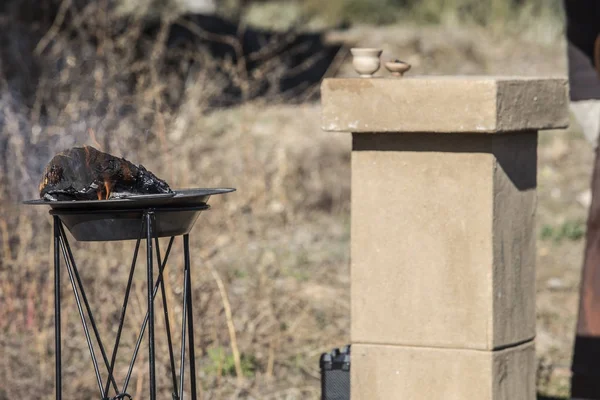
[276,0,562,27]
[114,0,565,28]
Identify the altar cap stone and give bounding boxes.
[322,76,569,133]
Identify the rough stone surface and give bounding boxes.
[351,132,537,350]
[351,341,535,400]
[491,133,537,349]
[321,77,568,133]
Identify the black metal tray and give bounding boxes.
[22,188,236,210]
[23,188,236,241]
[50,205,211,241]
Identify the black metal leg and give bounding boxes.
[53,216,62,400]
[155,237,179,400]
[103,220,144,397]
[58,231,106,398]
[57,223,120,395]
[184,234,198,400]
[179,237,190,399]
[146,211,157,400]
[121,237,174,395]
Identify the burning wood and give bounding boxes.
[39,146,173,201]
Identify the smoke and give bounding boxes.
[0,3,167,202]
[0,18,49,202]
[0,36,95,201]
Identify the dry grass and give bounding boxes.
[0,101,351,398]
[0,2,349,398]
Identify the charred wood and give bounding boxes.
[39,146,172,201]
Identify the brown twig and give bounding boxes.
[207,260,244,385]
[34,0,72,55]
[173,18,250,95]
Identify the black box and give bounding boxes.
[320,345,350,400]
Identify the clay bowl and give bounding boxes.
[385,60,411,77]
[350,48,383,78]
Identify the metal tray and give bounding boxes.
[50,205,210,242]
[23,188,236,210]
[23,188,236,241]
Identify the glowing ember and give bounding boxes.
[39,146,173,201]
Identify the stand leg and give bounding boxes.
[179,236,190,399]
[156,237,179,400]
[184,234,198,400]
[53,216,62,400]
[104,230,143,397]
[121,237,174,395]
[146,211,156,400]
[58,223,120,394]
[59,229,106,398]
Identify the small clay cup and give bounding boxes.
[385,60,411,77]
[350,48,383,78]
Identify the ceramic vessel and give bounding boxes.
[384,60,411,77]
[351,48,382,78]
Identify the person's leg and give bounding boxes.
[569,17,600,396]
[572,140,600,399]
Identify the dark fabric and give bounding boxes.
[564,0,600,101]
[573,336,600,375]
[568,40,600,101]
[571,139,600,398]
[564,0,600,64]
[572,372,600,399]
[566,1,600,398]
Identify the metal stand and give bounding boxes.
[52,209,199,400]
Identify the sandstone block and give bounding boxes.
[351,342,535,400]
[321,77,568,134]
[351,132,537,350]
